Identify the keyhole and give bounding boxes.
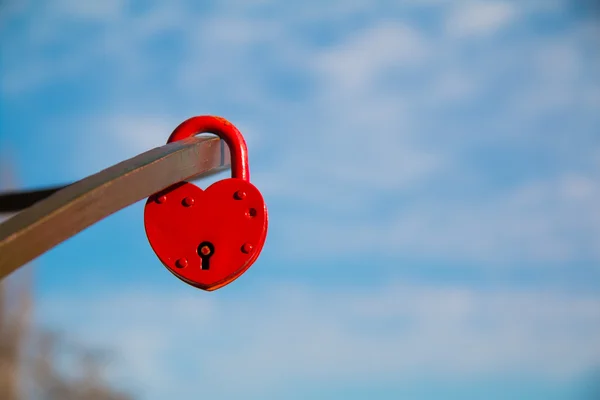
[197,242,215,270]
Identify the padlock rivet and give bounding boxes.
[234,190,247,200]
[156,195,167,204]
[182,197,195,207]
[175,258,188,268]
[241,243,253,254]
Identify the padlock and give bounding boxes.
[143,116,268,291]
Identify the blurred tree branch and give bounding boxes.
[0,157,134,400]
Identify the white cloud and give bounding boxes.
[103,115,178,155]
[314,22,429,93]
[52,0,125,20]
[4,0,600,267]
[253,7,599,265]
[276,172,600,263]
[38,283,600,399]
[246,20,444,199]
[37,114,182,179]
[428,70,478,102]
[52,113,265,179]
[445,1,518,37]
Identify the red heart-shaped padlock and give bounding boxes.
[144,116,268,291]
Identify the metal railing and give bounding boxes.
[0,136,230,280]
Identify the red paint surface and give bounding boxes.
[168,115,250,181]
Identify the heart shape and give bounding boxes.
[144,178,268,291]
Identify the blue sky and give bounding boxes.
[1,0,600,399]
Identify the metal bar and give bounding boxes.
[0,136,230,280]
[0,185,68,213]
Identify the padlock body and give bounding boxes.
[144,178,268,291]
